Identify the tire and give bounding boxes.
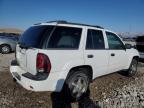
[126,59,138,77]
[63,69,90,101]
[0,45,11,54]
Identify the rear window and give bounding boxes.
[19,26,54,48]
[19,26,82,49]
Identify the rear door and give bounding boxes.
[84,28,109,78]
[105,31,128,73]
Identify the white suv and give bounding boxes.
[10,21,139,100]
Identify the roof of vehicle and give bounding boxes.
[34,20,104,29]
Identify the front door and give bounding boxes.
[105,31,128,73]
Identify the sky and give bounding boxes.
[0,0,144,33]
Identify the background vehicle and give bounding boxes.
[0,35,19,53]
[136,36,144,59]
[10,21,139,100]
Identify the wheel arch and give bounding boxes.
[127,55,139,69]
[67,65,93,82]
[57,64,93,92]
[133,56,139,61]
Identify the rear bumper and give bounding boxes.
[10,60,65,92]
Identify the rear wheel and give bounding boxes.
[126,59,138,77]
[0,45,11,54]
[63,69,90,101]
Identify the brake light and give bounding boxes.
[36,53,51,73]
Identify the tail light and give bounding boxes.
[36,53,51,74]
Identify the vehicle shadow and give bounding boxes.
[77,89,101,108]
[51,79,101,108]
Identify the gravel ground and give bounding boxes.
[0,53,144,108]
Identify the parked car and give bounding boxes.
[136,36,144,59]
[10,21,139,100]
[122,38,136,46]
[0,36,19,53]
[0,33,20,36]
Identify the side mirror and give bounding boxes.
[125,43,132,49]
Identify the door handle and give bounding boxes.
[87,54,94,58]
[111,53,115,56]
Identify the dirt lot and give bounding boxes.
[0,53,144,108]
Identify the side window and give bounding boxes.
[106,32,125,50]
[46,26,82,49]
[86,29,93,49]
[86,29,105,49]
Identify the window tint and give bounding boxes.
[19,26,54,48]
[20,26,82,49]
[46,26,82,49]
[86,29,105,49]
[106,32,125,49]
[86,30,93,49]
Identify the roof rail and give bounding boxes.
[45,20,104,29]
[46,20,68,24]
[34,23,42,25]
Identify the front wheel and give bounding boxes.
[63,69,90,101]
[126,59,138,77]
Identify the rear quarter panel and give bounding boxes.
[38,50,84,79]
[23,49,84,91]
